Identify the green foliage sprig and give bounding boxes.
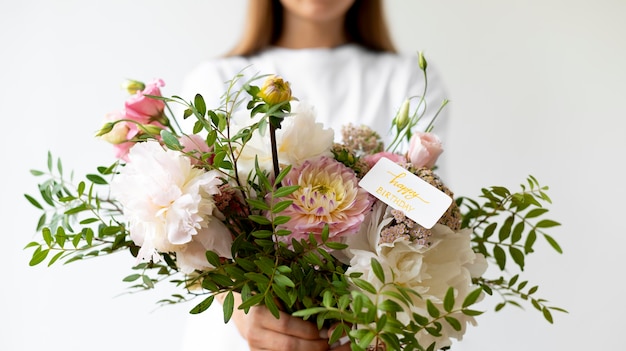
[458,175,567,323]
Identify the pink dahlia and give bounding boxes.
[275,156,373,243]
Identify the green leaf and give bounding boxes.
[536,219,561,228]
[511,221,525,244]
[491,186,510,198]
[483,222,497,239]
[524,229,537,254]
[205,250,221,267]
[189,295,215,314]
[443,287,455,312]
[246,198,270,211]
[543,234,563,254]
[525,208,549,219]
[352,278,377,294]
[86,174,107,185]
[463,287,483,308]
[322,290,333,308]
[271,215,290,225]
[324,241,348,250]
[371,258,385,283]
[426,299,440,318]
[212,151,227,169]
[251,230,274,239]
[271,200,293,213]
[48,251,64,266]
[194,94,206,117]
[223,291,234,323]
[248,215,271,225]
[208,273,235,287]
[379,299,403,312]
[292,307,328,318]
[142,275,154,288]
[444,316,462,331]
[238,294,264,311]
[357,330,375,350]
[272,185,300,198]
[24,194,43,210]
[264,293,280,319]
[461,309,484,316]
[206,129,217,146]
[542,307,554,324]
[161,130,182,150]
[493,245,506,270]
[498,216,514,242]
[509,246,525,270]
[42,227,53,247]
[123,274,141,282]
[413,312,429,326]
[273,274,295,288]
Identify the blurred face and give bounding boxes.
[279,0,356,23]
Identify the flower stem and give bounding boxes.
[269,122,281,188]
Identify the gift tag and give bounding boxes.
[359,157,452,229]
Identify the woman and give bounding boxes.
[181,1,449,350]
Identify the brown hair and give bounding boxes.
[226,0,396,56]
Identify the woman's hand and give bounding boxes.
[239,305,331,351]
[224,292,336,351]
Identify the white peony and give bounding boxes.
[343,201,488,349]
[234,102,334,179]
[276,102,334,167]
[110,141,233,273]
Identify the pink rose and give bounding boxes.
[407,132,443,169]
[124,79,166,124]
[179,134,214,165]
[363,151,406,169]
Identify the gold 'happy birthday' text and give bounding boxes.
[387,171,429,203]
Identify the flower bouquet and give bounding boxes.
[25,53,565,350]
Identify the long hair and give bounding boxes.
[226,0,396,56]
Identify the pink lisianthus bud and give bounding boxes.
[124,78,166,124]
[179,134,214,165]
[258,75,292,105]
[98,111,132,144]
[363,151,406,169]
[407,132,443,169]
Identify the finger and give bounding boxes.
[252,306,323,340]
[248,329,330,351]
[327,322,352,350]
[329,335,351,350]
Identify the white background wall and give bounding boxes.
[1,0,624,350]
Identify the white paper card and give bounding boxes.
[358,157,452,229]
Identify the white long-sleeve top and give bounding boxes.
[180,44,449,145]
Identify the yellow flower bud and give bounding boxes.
[258,75,292,105]
[122,79,146,95]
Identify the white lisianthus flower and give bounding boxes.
[342,201,487,349]
[235,102,334,179]
[110,141,233,273]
